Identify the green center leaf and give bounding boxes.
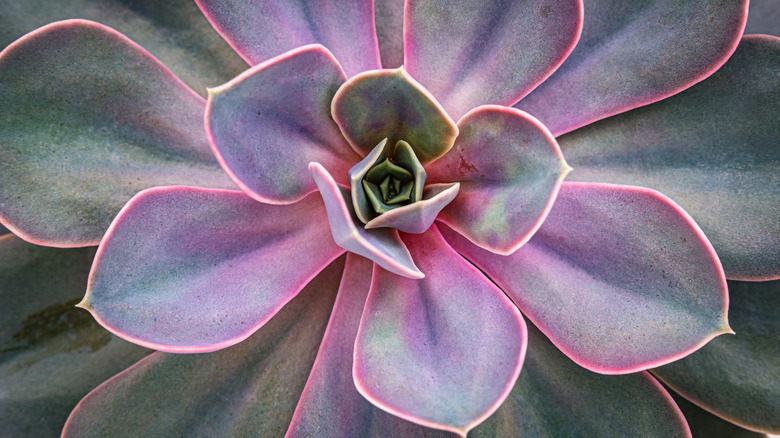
[348,139,427,223]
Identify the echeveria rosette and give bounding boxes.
[0,0,776,436]
[83,34,560,432]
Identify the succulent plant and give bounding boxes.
[0,0,777,437]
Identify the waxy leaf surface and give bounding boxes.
[195,0,381,77]
[64,258,343,438]
[470,322,690,438]
[309,162,422,279]
[516,0,748,136]
[354,227,526,436]
[83,186,344,352]
[0,0,247,96]
[405,0,582,120]
[427,105,569,254]
[332,68,458,164]
[207,44,359,204]
[443,182,730,374]
[653,279,780,434]
[0,20,233,247]
[560,36,780,280]
[287,254,450,437]
[0,236,150,437]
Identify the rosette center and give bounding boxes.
[349,138,427,224]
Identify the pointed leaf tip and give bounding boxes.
[443,182,729,374]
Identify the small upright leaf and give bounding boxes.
[309,162,423,279]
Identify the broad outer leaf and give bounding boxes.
[0,235,150,437]
[63,257,344,438]
[516,0,748,136]
[82,186,344,352]
[666,387,768,438]
[287,254,451,438]
[469,321,691,438]
[746,0,780,36]
[405,0,583,120]
[560,35,780,281]
[195,0,381,77]
[332,67,458,164]
[354,226,526,436]
[374,0,405,68]
[309,162,423,279]
[653,279,780,434]
[443,182,730,374]
[0,20,234,247]
[207,44,359,204]
[0,0,247,96]
[427,105,570,254]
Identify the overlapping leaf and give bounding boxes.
[517,0,748,136]
[64,258,344,437]
[0,20,234,246]
[83,186,343,352]
[560,36,780,280]
[444,182,730,374]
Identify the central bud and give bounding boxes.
[349,139,426,224]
